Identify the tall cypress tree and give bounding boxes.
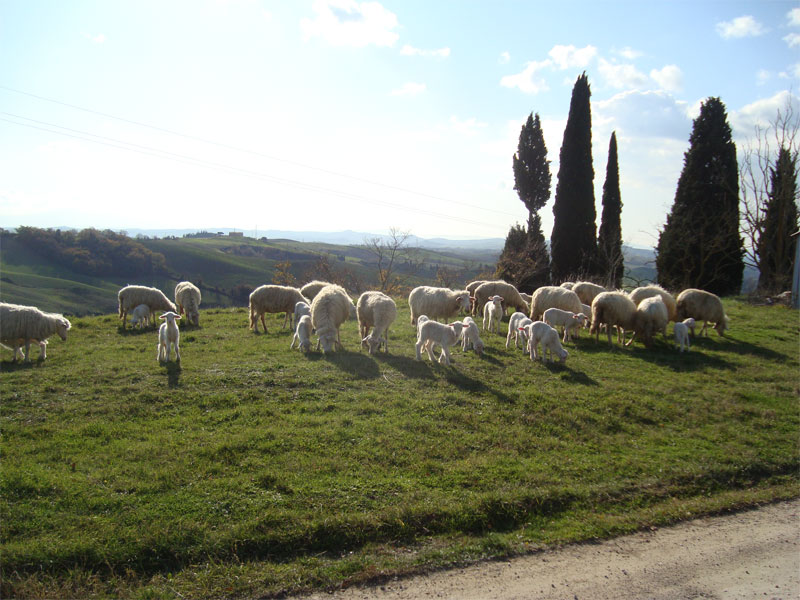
[656,97,743,295]
[550,72,597,282]
[597,132,623,288]
[757,146,799,292]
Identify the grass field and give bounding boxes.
[1,298,797,599]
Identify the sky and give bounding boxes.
[1,0,798,247]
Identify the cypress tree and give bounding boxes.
[495,216,550,292]
[656,97,743,295]
[550,72,597,282]
[597,132,623,288]
[757,146,799,292]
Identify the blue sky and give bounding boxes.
[1,0,798,246]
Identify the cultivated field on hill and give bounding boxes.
[1,299,797,599]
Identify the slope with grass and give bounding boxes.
[0,299,797,599]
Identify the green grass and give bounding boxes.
[1,299,798,599]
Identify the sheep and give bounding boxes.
[529,286,583,321]
[174,281,201,326]
[675,289,730,337]
[590,291,637,347]
[415,320,465,366]
[357,291,397,355]
[560,281,575,290]
[408,286,471,325]
[521,321,568,363]
[311,284,352,353]
[572,281,607,306]
[506,311,533,350]
[629,285,677,322]
[460,316,484,355]
[156,311,181,362]
[673,319,694,353]
[294,301,312,329]
[0,302,71,362]
[3,338,47,362]
[248,285,309,334]
[473,281,529,317]
[482,295,504,333]
[290,314,313,353]
[543,307,589,343]
[520,292,532,309]
[118,285,177,329]
[300,280,333,302]
[626,296,669,348]
[129,304,151,329]
[681,317,697,337]
[466,280,489,314]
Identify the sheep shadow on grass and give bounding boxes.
[627,342,735,372]
[443,368,515,404]
[372,352,437,380]
[118,325,157,336]
[0,359,41,372]
[306,349,382,380]
[694,335,790,362]
[160,360,182,387]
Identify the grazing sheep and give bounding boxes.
[357,291,397,355]
[626,296,669,348]
[0,302,71,362]
[156,311,181,362]
[311,284,352,353]
[543,307,589,343]
[529,286,583,321]
[294,301,312,329]
[629,285,677,322]
[506,311,533,350]
[580,303,593,332]
[174,281,201,326]
[560,281,575,290]
[249,285,309,333]
[466,280,489,314]
[520,292,532,309]
[674,320,692,352]
[590,291,637,347]
[572,281,607,306]
[483,295,504,333]
[675,289,730,337]
[300,280,333,302]
[408,286,471,325]
[118,285,177,329]
[3,338,48,362]
[129,304,151,329]
[290,314,313,353]
[415,320,465,366]
[473,281,529,317]
[521,321,568,363]
[460,316,484,355]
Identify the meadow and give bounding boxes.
[1,298,798,599]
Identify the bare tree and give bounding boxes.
[363,228,420,293]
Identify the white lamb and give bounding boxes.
[529,286,583,321]
[675,289,730,337]
[311,284,352,353]
[521,321,568,363]
[357,291,397,355]
[174,281,201,326]
[482,295,503,333]
[673,319,695,353]
[0,302,71,362]
[129,304,151,329]
[506,311,532,351]
[460,316,484,355]
[408,286,471,325]
[248,285,309,333]
[543,307,589,343]
[156,311,181,363]
[118,285,177,329]
[415,320,465,366]
[294,301,312,329]
[290,314,313,353]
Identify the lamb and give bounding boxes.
[506,311,532,350]
[300,280,333,302]
[174,281,201,326]
[311,284,352,353]
[415,320,465,366]
[571,281,607,306]
[626,296,669,348]
[673,318,695,353]
[675,289,730,337]
[248,285,309,334]
[529,286,583,321]
[590,291,637,347]
[357,291,397,355]
[521,321,568,363]
[129,304,151,329]
[408,286,471,325]
[290,314,313,353]
[629,285,677,322]
[294,301,312,328]
[543,307,589,343]
[473,281,529,317]
[460,316,484,355]
[156,311,181,362]
[0,302,71,362]
[482,295,504,333]
[118,285,177,329]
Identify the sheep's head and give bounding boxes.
[160,311,181,325]
[56,317,72,341]
[187,308,200,326]
[715,316,730,336]
[474,339,484,356]
[456,294,471,313]
[558,348,568,363]
[363,334,383,355]
[449,321,465,337]
[318,331,337,353]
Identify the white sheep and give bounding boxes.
[673,318,695,352]
[521,321,568,363]
[506,311,532,350]
[473,281,529,317]
[529,286,583,321]
[460,316,484,355]
[156,311,181,362]
[482,295,504,333]
[118,285,177,329]
[129,304,151,329]
[675,289,730,337]
[174,281,201,326]
[248,285,309,333]
[311,284,352,353]
[629,285,677,322]
[4,338,48,362]
[415,320,465,366]
[290,314,313,353]
[572,281,607,306]
[294,301,312,328]
[357,291,397,355]
[466,280,489,314]
[559,281,575,290]
[0,302,71,362]
[520,292,532,310]
[590,291,637,346]
[408,286,471,325]
[626,296,669,348]
[543,307,589,343]
[300,280,333,302]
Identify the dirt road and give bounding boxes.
[302,498,800,600]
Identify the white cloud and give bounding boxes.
[757,69,771,85]
[449,116,488,136]
[400,45,450,58]
[594,89,691,140]
[617,47,642,60]
[598,58,648,89]
[730,90,800,139]
[784,32,800,48]
[300,0,399,47]
[499,51,510,65]
[83,33,106,44]
[650,65,683,93]
[788,8,800,26]
[715,15,767,39]
[500,60,551,94]
[547,44,597,69]
[390,82,426,96]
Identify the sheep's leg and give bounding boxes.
[260,313,268,334]
[39,341,47,360]
[425,341,437,362]
[175,342,181,362]
[415,339,424,361]
[439,346,451,365]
